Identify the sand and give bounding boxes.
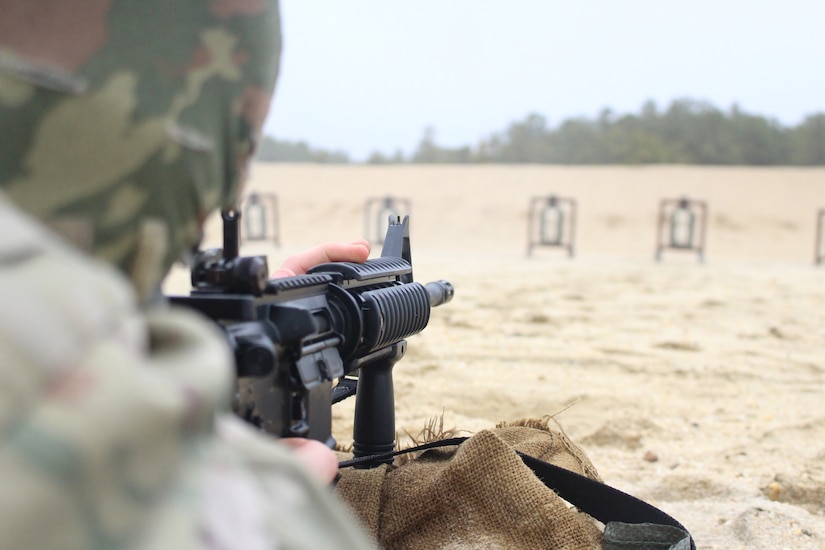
[166,164,825,549]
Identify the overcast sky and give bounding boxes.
[263,1,825,161]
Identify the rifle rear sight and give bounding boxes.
[170,211,454,462]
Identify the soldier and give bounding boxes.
[0,1,375,548]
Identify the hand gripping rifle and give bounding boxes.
[168,211,453,461]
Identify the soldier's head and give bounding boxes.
[0,0,282,300]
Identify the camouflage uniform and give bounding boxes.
[0,1,374,548]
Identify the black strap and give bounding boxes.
[338,437,468,469]
[518,452,695,550]
[331,377,358,404]
[338,437,695,550]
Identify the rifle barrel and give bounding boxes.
[425,280,455,307]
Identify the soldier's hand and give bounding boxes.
[271,240,370,278]
[270,240,370,483]
[279,438,340,483]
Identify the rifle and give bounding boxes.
[168,211,453,461]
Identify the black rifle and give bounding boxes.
[169,211,453,461]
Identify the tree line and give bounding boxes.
[256,99,825,165]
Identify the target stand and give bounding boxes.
[527,195,577,258]
[815,209,825,265]
[654,196,707,263]
[241,192,280,247]
[364,196,411,245]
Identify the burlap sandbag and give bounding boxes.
[336,419,603,549]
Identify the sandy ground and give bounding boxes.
[166,164,825,549]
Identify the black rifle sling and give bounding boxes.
[517,452,695,550]
[331,377,358,404]
[338,437,696,550]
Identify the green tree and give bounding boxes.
[256,136,349,163]
[789,114,825,165]
[258,100,825,166]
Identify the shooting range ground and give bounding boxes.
[164,164,825,549]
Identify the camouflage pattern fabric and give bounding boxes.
[0,0,280,301]
[0,1,376,548]
[0,198,375,548]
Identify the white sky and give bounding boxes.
[263,1,825,161]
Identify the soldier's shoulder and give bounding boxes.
[0,194,140,370]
